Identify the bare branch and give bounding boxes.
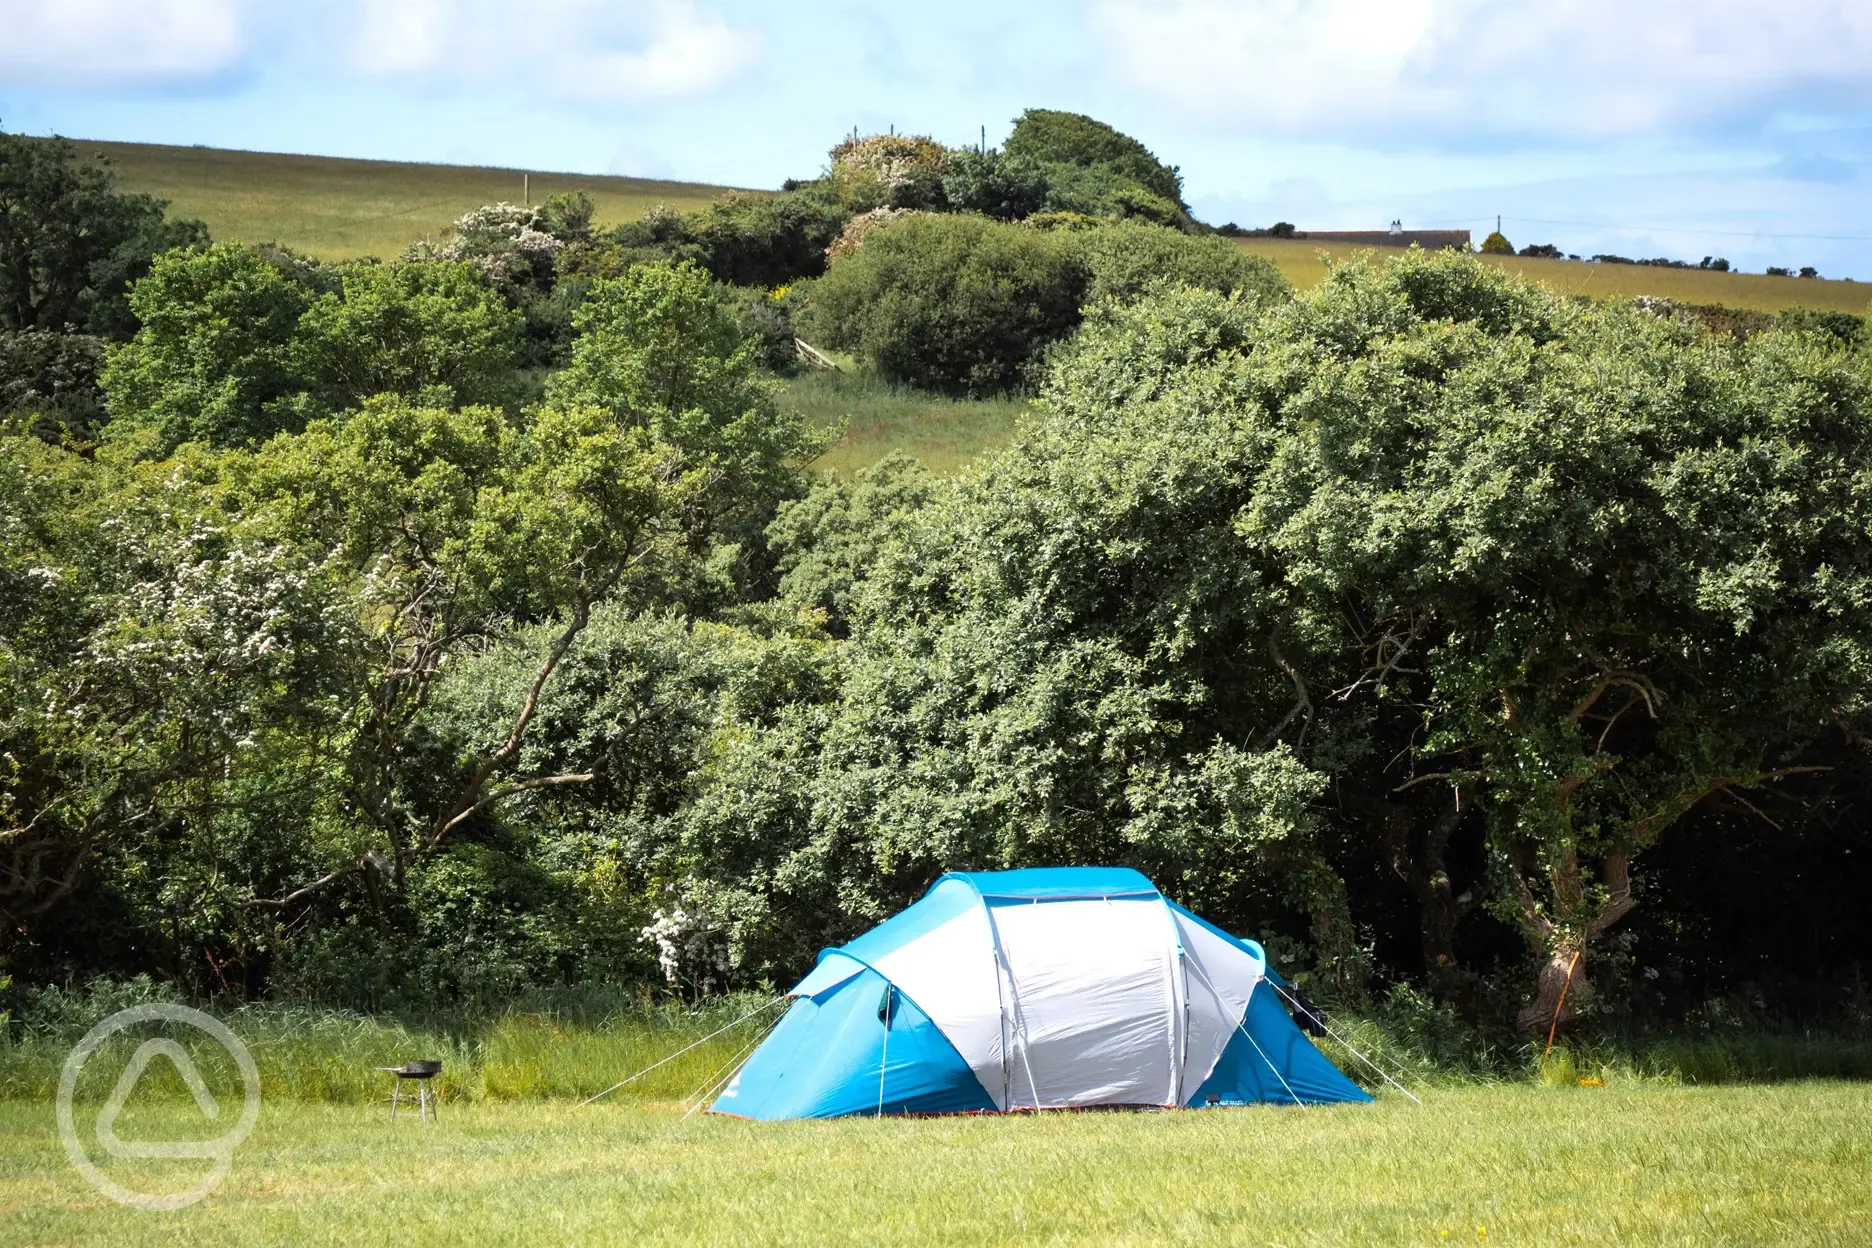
[1258,625,1314,747]
[244,865,354,911]
[428,772,603,843]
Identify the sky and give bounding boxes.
[2,0,1870,278]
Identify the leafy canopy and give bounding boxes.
[0,129,207,338]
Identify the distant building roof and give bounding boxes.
[1299,229,1472,250]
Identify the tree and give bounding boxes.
[295,259,521,410]
[0,129,206,337]
[656,287,1346,982]
[1480,230,1514,254]
[99,243,311,454]
[1003,109,1187,219]
[101,249,522,455]
[1220,253,1872,1028]
[1076,221,1289,307]
[799,214,1087,394]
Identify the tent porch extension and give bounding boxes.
[712,867,1370,1119]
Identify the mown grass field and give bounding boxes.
[7,1083,1869,1245]
[1235,237,1872,315]
[69,139,738,261]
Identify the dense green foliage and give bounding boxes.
[0,131,207,338]
[99,245,520,454]
[800,214,1086,394]
[1003,108,1192,227]
[607,190,851,288]
[1076,220,1288,306]
[800,215,1289,393]
[4,102,1872,1056]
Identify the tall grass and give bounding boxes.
[0,987,780,1107]
[780,370,1030,476]
[11,977,1865,1111]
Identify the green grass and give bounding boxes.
[1235,237,1872,315]
[781,370,1031,476]
[0,997,777,1108]
[6,1083,1870,1244]
[66,139,742,261]
[34,138,1872,318]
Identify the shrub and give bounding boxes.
[1004,109,1185,212]
[607,190,851,287]
[823,207,919,264]
[686,191,851,285]
[537,191,596,243]
[1075,221,1290,307]
[99,243,312,452]
[295,260,522,410]
[0,328,107,440]
[940,149,1051,220]
[799,213,1087,395]
[1040,162,1188,228]
[826,134,950,211]
[1480,230,1514,254]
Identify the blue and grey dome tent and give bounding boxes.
[711,867,1372,1119]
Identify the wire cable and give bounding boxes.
[576,995,786,1108]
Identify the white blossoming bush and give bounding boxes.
[825,207,917,263]
[638,907,732,997]
[402,203,565,299]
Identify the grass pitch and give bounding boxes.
[71,139,739,261]
[5,1083,1868,1245]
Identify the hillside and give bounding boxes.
[53,139,1872,317]
[69,139,742,261]
[1236,237,1870,315]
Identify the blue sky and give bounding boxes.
[2,0,1869,278]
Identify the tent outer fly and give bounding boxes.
[710,867,1373,1119]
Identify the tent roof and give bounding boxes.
[935,867,1159,901]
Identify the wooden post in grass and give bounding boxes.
[524,173,530,206]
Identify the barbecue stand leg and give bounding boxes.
[390,1081,400,1122]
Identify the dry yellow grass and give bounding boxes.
[1236,237,1871,315]
[71,139,745,261]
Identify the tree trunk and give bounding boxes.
[1381,797,1481,1017]
[1508,850,1632,1032]
[1515,946,1587,1034]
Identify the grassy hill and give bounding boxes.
[69,139,1869,316]
[72,139,742,261]
[1236,237,1871,315]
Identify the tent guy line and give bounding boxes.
[577,995,785,1108]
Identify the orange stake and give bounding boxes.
[1539,949,1583,1079]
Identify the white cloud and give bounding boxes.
[0,0,249,87]
[341,0,760,103]
[1089,0,1872,140]
[0,0,759,101]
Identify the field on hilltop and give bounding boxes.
[69,139,741,261]
[44,140,1871,316]
[1236,236,1871,315]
